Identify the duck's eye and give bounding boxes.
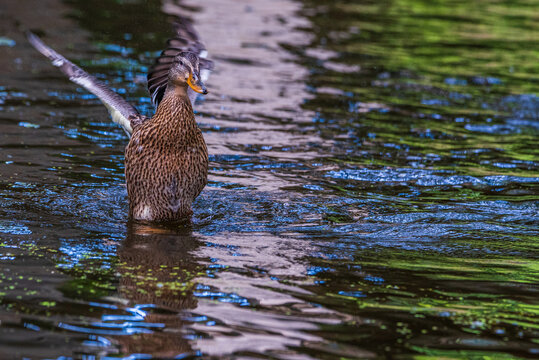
[179,60,184,66]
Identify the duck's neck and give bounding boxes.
[153,84,196,128]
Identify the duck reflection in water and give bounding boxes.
[114,222,202,356]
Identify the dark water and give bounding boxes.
[0,0,538,358]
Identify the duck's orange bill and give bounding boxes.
[187,73,208,94]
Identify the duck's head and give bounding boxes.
[168,52,208,95]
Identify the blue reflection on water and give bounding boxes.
[327,168,539,186]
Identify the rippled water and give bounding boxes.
[0,0,538,358]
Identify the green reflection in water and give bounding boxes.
[291,0,539,357]
[299,0,538,178]
[301,251,538,357]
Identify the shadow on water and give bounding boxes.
[0,0,538,358]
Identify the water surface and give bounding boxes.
[0,0,537,358]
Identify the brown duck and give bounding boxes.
[27,24,213,222]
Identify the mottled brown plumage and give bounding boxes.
[27,22,212,222]
[125,83,208,221]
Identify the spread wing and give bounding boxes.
[147,17,213,108]
[27,32,139,135]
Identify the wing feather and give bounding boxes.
[27,32,138,135]
[147,16,213,108]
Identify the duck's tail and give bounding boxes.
[26,32,138,136]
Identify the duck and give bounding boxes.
[27,22,213,222]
